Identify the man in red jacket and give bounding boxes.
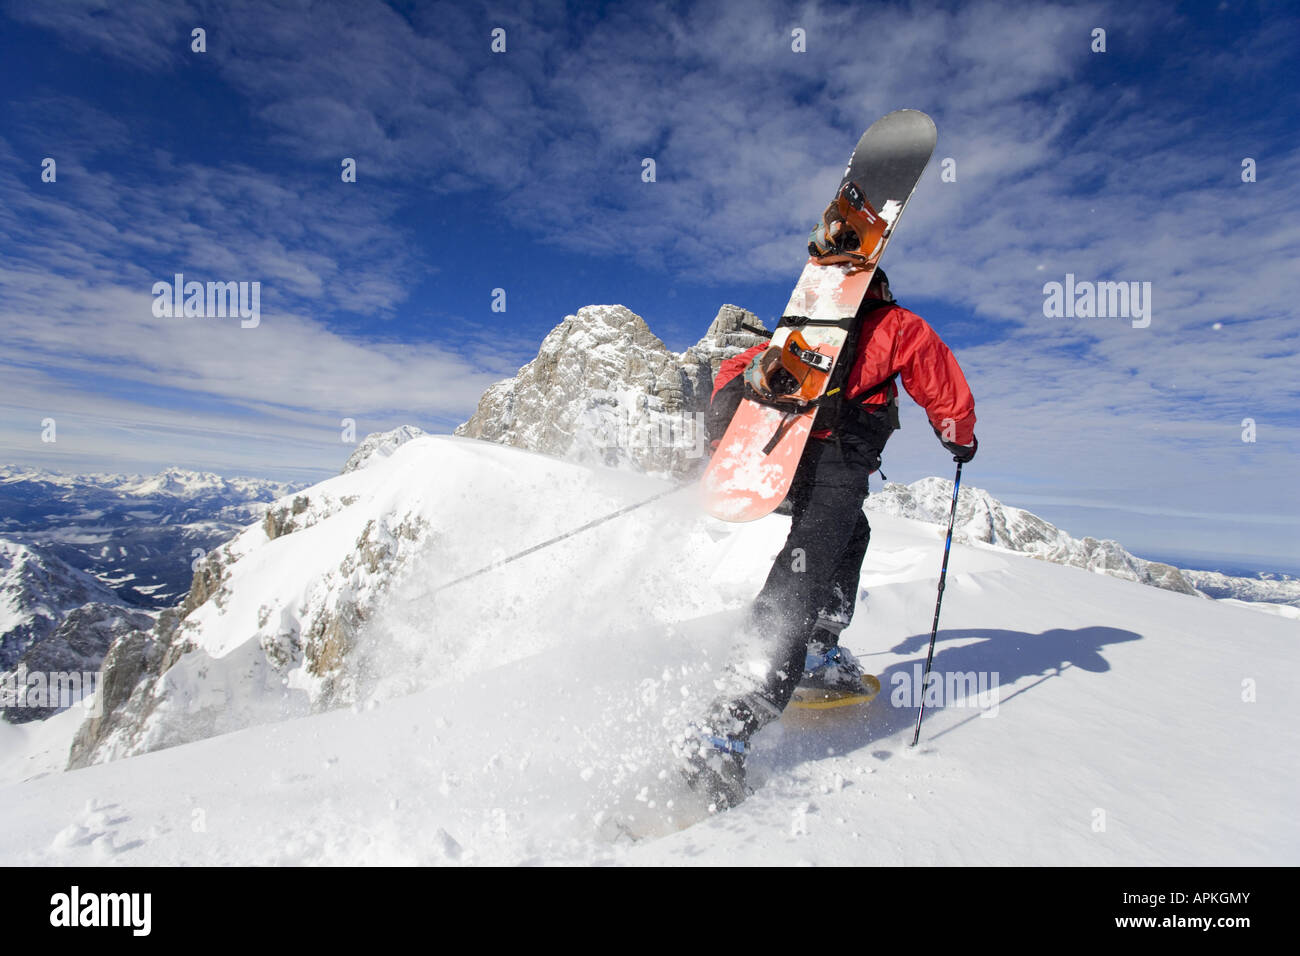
[687,268,977,807]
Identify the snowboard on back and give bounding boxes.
[702,110,937,522]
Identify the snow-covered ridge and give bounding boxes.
[864,478,1298,609]
[1180,568,1300,609]
[865,478,1204,597]
[342,425,426,474]
[69,436,718,768]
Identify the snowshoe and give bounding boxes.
[789,641,881,710]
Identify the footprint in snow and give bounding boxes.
[50,800,136,857]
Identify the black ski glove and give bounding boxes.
[940,434,977,463]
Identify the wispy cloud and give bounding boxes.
[2,0,1297,565]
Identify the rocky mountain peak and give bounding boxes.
[455,303,767,478]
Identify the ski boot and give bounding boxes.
[677,728,749,812]
[801,639,866,692]
[676,685,782,810]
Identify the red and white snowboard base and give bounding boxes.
[701,263,875,521]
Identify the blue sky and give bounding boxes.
[1,0,1297,573]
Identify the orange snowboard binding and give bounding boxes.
[773,330,834,402]
[807,181,888,268]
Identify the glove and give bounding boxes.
[808,200,847,257]
[940,434,977,463]
[743,350,778,398]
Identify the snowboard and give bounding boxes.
[702,110,937,522]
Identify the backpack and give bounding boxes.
[706,298,899,448]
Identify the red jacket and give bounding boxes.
[712,303,976,445]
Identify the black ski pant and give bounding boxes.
[722,435,874,737]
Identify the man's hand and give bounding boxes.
[743,350,779,398]
[808,200,846,257]
[941,435,977,463]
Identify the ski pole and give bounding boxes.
[910,460,962,747]
[431,484,686,595]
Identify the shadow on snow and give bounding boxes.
[762,624,1144,773]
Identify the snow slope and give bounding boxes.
[0,436,1294,865]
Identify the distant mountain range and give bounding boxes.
[1176,568,1300,610]
[0,466,302,722]
[0,465,302,608]
[0,539,125,672]
[863,478,1296,609]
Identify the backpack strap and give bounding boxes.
[834,373,901,429]
[804,297,895,432]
